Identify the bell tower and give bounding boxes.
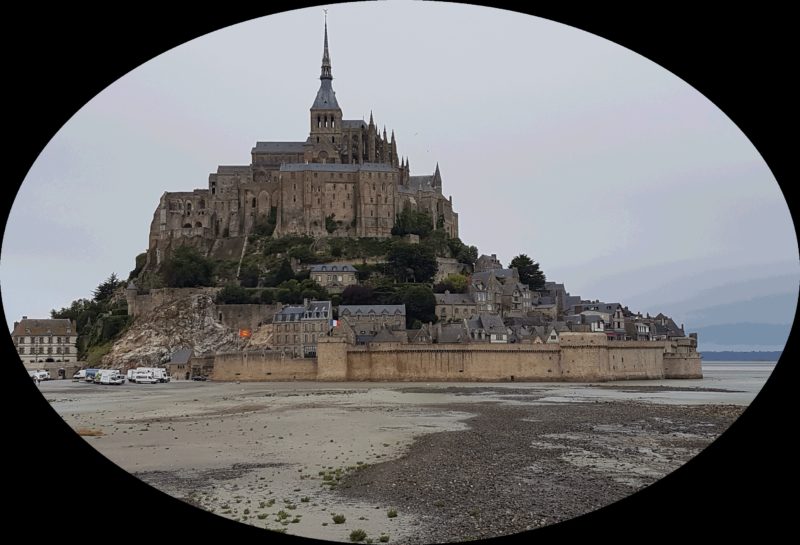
[309,14,342,162]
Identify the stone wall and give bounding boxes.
[214,303,280,332]
[211,350,317,381]
[212,334,703,382]
[129,287,221,318]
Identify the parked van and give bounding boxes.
[28,370,49,381]
[84,369,100,382]
[131,367,170,383]
[133,370,158,384]
[98,370,124,385]
[73,370,87,382]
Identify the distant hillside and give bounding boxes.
[700,351,782,362]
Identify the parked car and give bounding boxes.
[191,375,208,381]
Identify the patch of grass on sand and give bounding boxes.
[349,529,367,542]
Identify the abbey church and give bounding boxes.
[147,21,459,267]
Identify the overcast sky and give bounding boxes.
[1,2,796,339]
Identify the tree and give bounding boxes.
[341,285,375,305]
[275,258,295,284]
[447,237,478,266]
[433,274,468,293]
[259,289,274,304]
[400,285,437,328]
[93,273,123,303]
[392,207,433,238]
[325,214,338,234]
[161,246,214,288]
[510,254,546,290]
[215,285,252,304]
[387,242,437,283]
[239,263,260,288]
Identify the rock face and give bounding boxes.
[102,293,238,367]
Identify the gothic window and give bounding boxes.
[332,136,335,143]
[317,115,321,128]
[252,198,256,208]
[195,222,202,228]
[186,202,192,212]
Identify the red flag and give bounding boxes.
[239,329,251,338]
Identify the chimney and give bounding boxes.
[22,315,27,320]
[303,298,309,308]
[14,321,19,330]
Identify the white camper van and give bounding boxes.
[133,370,158,384]
[98,370,124,385]
[73,370,87,381]
[131,367,170,383]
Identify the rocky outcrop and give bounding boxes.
[102,293,238,367]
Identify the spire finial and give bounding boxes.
[320,10,332,81]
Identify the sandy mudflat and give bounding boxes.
[42,364,766,543]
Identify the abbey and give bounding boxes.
[147,21,458,267]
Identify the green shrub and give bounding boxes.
[387,509,397,518]
[349,529,367,542]
[332,514,346,524]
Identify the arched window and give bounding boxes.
[252,198,256,208]
[183,223,192,228]
[317,115,321,128]
[199,199,205,209]
[186,202,192,212]
[195,222,202,228]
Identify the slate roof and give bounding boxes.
[493,269,517,281]
[274,306,305,322]
[169,348,193,365]
[312,80,340,110]
[12,318,75,337]
[274,300,330,322]
[470,271,495,286]
[437,323,467,343]
[434,293,476,305]
[341,119,367,129]
[216,165,252,174]
[468,313,507,335]
[305,301,331,318]
[501,281,528,295]
[370,329,407,344]
[309,264,357,273]
[280,162,395,172]
[339,305,406,316]
[252,142,307,154]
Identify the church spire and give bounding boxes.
[320,12,332,81]
[311,13,339,110]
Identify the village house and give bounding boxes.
[309,263,358,293]
[469,271,504,313]
[338,304,406,336]
[465,314,509,343]
[434,291,477,322]
[272,300,331,357]
[474,254,503,272]
[12,317,78,365]
[500,281,533,317]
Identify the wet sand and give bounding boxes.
[42,363,769,543]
